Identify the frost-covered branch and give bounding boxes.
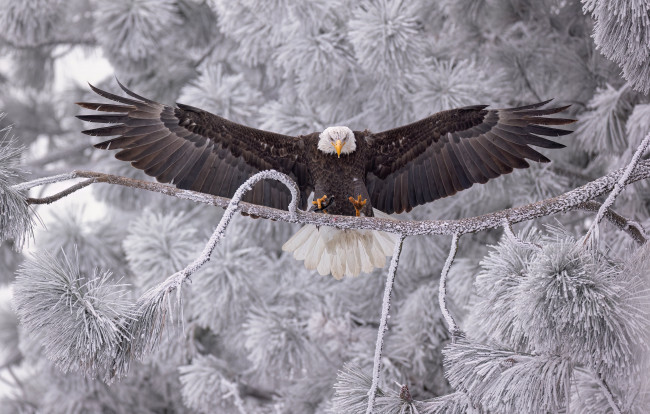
[366,234,405,414]
[502,219,542,250]
[594,370,622,414]
[584,132,650,244]
[109,170,299,380]
[26,179,96,205]
[577,201,647,245]
[439,233,461,336]
[14,160,650,237]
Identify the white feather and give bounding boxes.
[317,126,357,155]
[282,222,399,279]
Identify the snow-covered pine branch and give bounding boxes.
[13,249,133,378]
[10,160,650,240]
[0,126,33,249]
[584,0,650,94]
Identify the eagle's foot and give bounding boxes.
[348,195,367,217]
[312,195,329,213]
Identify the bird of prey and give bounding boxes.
[77,82,574,279]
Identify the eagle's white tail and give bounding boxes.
[282,210,398,279]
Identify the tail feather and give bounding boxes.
[357,237,374,274]
[317,250,331,276]
[305,236,326,270]
[282,224,312,253]
[282,219,399,279]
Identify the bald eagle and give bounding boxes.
[77,82,574,279]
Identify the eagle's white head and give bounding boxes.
[318,126,356,158]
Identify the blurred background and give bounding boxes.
[0,0,648,413]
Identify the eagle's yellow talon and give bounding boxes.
[312,195,328,211]
[348,195,367,216]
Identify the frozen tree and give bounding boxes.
[1,0,649,413]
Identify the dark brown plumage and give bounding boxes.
[78,81,574,217]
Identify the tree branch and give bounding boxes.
[439,234,461,337]
[108,171,299,380]
[366,234,406,414]
[15,160,650,237]
[26,178,96,205]
[594,371,622,414]
[501,219,542,250]
[577,201,647,245]
[1,35,96,50]
[584,132,650,244]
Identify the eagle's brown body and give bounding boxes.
[306,131,373,216]
[78,81,574,278]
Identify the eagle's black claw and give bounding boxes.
[311,195,335,213]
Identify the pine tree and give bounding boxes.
[1,1,649,413]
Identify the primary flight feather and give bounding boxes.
[78,81,574,279]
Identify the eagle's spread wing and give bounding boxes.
[77,82,312,210]
[365,101,575,214]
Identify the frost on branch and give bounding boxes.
[331,362,378,414]
[13,249,133,378]
[584,0,650,94]
[91,156,157,210]
[0,127,34,249]
[443,339,572,413]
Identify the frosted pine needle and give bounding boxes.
[575,84,632,154]
[179,354,247,414]
[516,233,648,376]
[13,249,133,378]
[348,0,428,75]
[587,0,650,94]
[443,339,571,413]
[0,127,34,249]
[331,363,377,414]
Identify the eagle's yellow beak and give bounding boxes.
[332,139,344,158]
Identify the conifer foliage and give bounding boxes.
[0,0,649,413]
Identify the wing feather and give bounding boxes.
[78,82,312,210]
[365,101,574,213]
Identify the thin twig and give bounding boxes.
[501,219,542,250]
[577,200,647,245]
[13,160,650,237]
[1,35,96,50]
[140,170,299,297]
[584,132,650,244]
[13,172,78,192]
[26,178,96,205]
[439,234,461,337]
[109,171,300,380]
[366,234,406,414]
[595,372,622,414]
